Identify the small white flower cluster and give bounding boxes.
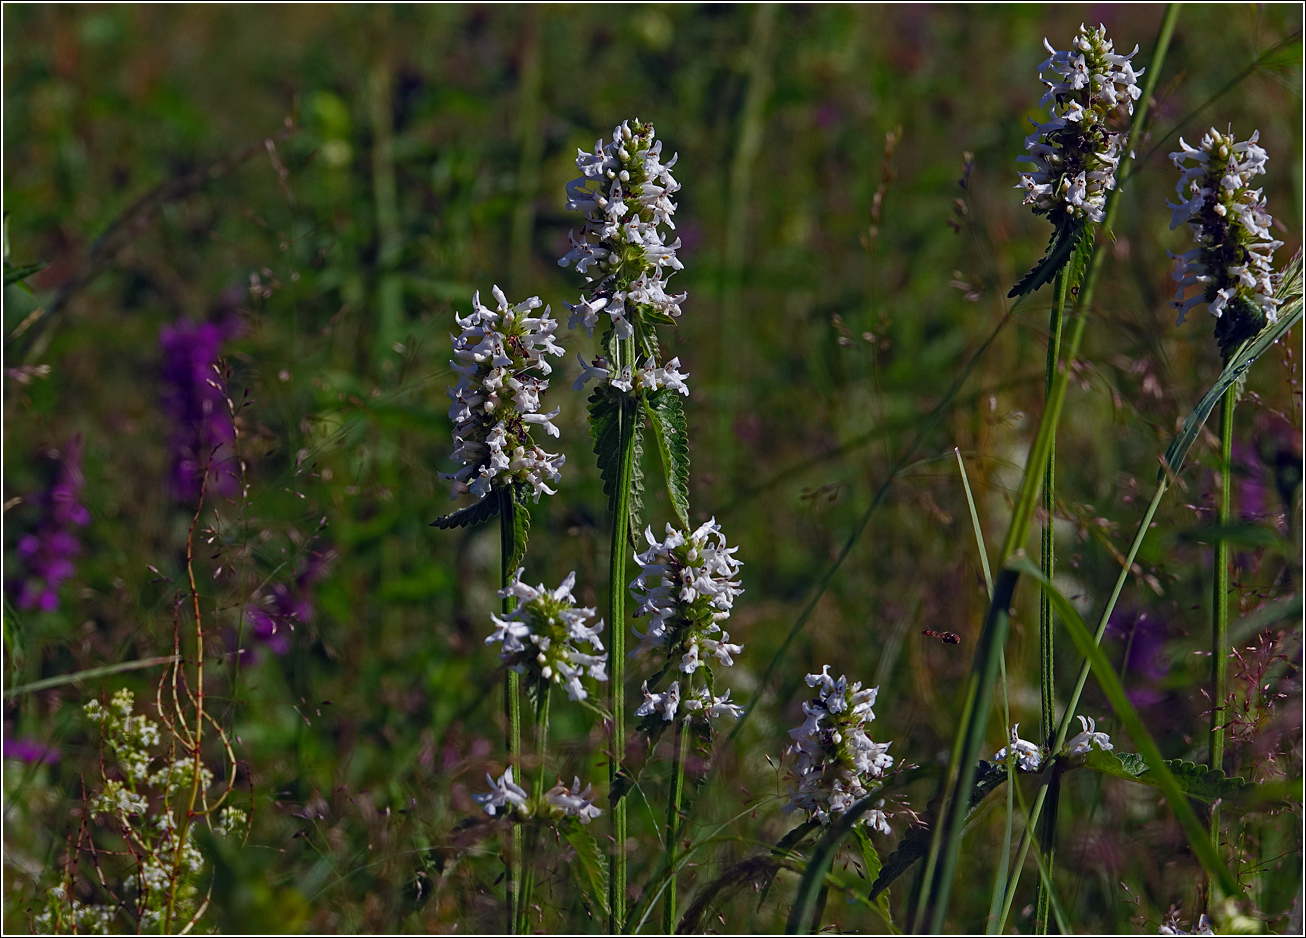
[1017,24,1144,223]
[1159,910,1215,935]
[1169,126,1283,336]
[472,766,604,824]
[783,666,895,831]
[634,679,744,723]
[70,690,223,931]
[629,519,745,725]
[85,687,162,784]
[559,119,686,339]
[572,354,690,397]
[1063,714,1113,756]
[34,891,118,934]
[488,570,609,702]
[994,723,1044,772]
[444,286,566,502]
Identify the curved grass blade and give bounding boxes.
[1008,555,1240,897]
[786,795,891,934]
[5,655,182,697]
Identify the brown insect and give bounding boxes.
[921,629,961,645]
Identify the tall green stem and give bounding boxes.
[1036,265,1070,934]
[1209,386,1235,847]
[500,487,523,934]
[518,683,552,935]
[608,337,638,933]
[663,720,690,933]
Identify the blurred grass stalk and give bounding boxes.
[914,7,1182,932]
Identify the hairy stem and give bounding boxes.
[609,337,639,933]
[518,683,552,935]
[1036,256,1071,936]
[663,720,690,933]
[500,487,523,934]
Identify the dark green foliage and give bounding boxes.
[644,389,692,530]
[429,494,499,530]
[4,260,47,287]
[1008,219,1088,298]
[1082,750,1255,804]
[564,822,610,920]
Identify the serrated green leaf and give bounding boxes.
[508,483,532,573]
[429,494,499,530]
[564,822,611,920]
[589,387,644,544]
[869,761,1007,900]
[852,827,893,926]
[4,260,48,287]
[643,389,692,530]
[1008,219,1087,299]
[1161,254,1303,481]
[1082,750,1254,803]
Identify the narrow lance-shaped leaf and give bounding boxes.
[564,822,611,920]
[588,387,645,547]
[644,387,692,530]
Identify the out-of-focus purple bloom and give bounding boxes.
[160,315,240,502]
[10,436,91,612]
[240,548,334,658]
[4,736,60,765]
[1106,608,1169,708]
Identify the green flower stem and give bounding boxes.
[608,337,639,934]
[1036,265,1071,935]
[1210,385,1236,847]
[517,682,552,935]
[663,721,690,934]
[500,487,523,935]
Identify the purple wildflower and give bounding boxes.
[4,735,60,765]
[1106,608,1169,709]
[159,315,240,502]
[10,436,91,612]
[240,548,334,658]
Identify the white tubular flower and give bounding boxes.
[1017,24,1143,224]
[782,666,896,828]
[994,723,1043,772]
[1064,714,1113,755]
[488,570,608,702]
[544,777,603,824]
[682,686,745,721]
[1169,126,1283,355]
[442,286,566,503]
[473,766,530,818]
[1160,910,1215,935]
[635,679,681,722]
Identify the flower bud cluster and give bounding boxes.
[559,120,686,340]
[488,570,609,702]
[783,666,895,831]
[472,766,603,824]
[443,286,566,502]
[1168,127,1283,348]
[1017,24,1143,224]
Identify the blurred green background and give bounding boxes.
[4,4,1301,933]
